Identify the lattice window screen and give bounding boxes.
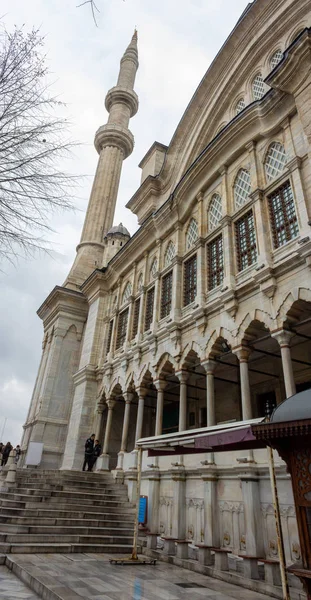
[186,218,199,250]
[208,194,223,230]
[252,73,265,100]
[234,169,251,209]
[265,142,287,182]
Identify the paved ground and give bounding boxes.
[3,553,275,600]
[0,565,40,600]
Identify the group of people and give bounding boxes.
[0,442,21,466]
[82,434,102,472]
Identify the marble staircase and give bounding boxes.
[0,470,136,554]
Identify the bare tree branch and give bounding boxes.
[0,23,78,264]
[76,0,100,26]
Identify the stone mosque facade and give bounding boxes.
[22,0,311,567]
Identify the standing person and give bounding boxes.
[82,434,95,471]
[91,439,102,471]
[2,442,12,466]
[14,445,21,464]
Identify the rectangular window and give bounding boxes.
[131,298,140,339]
[116,308,129,349]
[268,181,299,248]
[161,271,173,318]
[184,254,197,306]
[144,287,155,331]
[235,211,257,271]
[106,320,113,354]
[208,235,224,290]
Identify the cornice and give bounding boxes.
[37,285,88,327]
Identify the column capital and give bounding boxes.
[137,386,148,399]
[123,391,134,404]
[232,345,251,362]
[96,400,105,414]
[154,378,167,392]
[271,329,295,347]
[107,398,116,410]
[175,370,189,384]
[201,359,217,375]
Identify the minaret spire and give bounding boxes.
[65,32,139,288]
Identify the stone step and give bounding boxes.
[2,489,127,501]
[0,542,135,554]
[1,533,133,544]
[0,507,134,520]
[23,500,133,511]
[17,480,125,491]
[0,515,133,527]
[0,523,133,535]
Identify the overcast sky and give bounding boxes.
[0,0,250,445]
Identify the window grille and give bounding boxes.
[270,49,283,70]
[268,181,299,248]
[137,273,143,291]
[121,281,132,304]
[184,254,197,306]
[236,98,245,114]
[106,320,114,354]
[186,218,199,250]
[161,271,173,318]
[234,169,251,209]
[150,258,158,278]
[131,298,140,339]
[208,235,224,290]
[265,142,287,182]
[144,287,155,331]
[164,241,175,267]
[235,211,257,271]
[116,308,129,349]
[252,73,265,100]
[208,194,222,230]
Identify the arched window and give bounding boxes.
[208,194,222,230]
[150,258,158,278]
[122,282,132,304]
[236,98,245,115]
[234,169,251,209]
[137,273,143,292]
[252,73,265,101]
[186,218,199,250]
[164,241,175,267]
[265,142,287,182]
[270,49,283,70]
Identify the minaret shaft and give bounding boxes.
[65,31,139,289]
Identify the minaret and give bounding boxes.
[66,31,139,288]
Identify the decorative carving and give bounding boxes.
[292,448,311,502]
[292,541,301,560]
[269,539,278,556]
[240,534,246,550]
[223,532,231,546]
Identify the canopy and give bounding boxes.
[136,418,266,456]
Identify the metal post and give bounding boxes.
[131,446,143,561]
[267,445,290,600]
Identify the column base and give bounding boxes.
[95,453,110,471]
[162,537,176,555]
[116,451,124,470]
[128,449,138,470]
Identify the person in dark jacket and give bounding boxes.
[2,442,12,466]
[82,434,95,471]
[91,439,102,471]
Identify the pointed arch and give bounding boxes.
[179,340,204,368]
[155,352,177,377]
[122,281,132,304]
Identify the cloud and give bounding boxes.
[0,0,250,444]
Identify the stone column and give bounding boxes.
[172,469,186,540]
[233,346,252,420]
[154,379,166,436]
[202,359,217,426]
[96,399,115,471]
[272,330,296,398]
[130,387,147,470]
[241,473,264,557]
[94,400,105,442]
[116,393,133,470]
[147,470,161,535]
[202,474,219,547]
[135,387,147,444]
[176,371,189,432]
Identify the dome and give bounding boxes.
[271,388,311,423]
[106,223,131,237]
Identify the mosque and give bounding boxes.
[21,0,311,573]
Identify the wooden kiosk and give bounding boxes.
[253,389,311,599]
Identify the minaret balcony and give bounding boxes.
[94,123,134,158]
[105,86,139,117]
